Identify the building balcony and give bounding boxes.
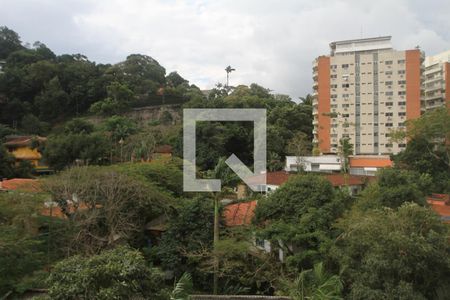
[425,85,443,93]
[424,92,443,101]
[424,67,442,76]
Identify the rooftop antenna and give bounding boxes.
[225,65,235,88]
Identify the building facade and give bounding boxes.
[312,36,423,155]
[285,155,341,173]
[422,50,450,112]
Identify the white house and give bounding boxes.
[285,155,342,173]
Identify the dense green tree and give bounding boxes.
[47,246,166,300]
[21,113,49,135]
[34,77,69,121]
[44,132,110,170]
[157,196,214,291]
[331,203,450,299]
[357,168,431,210]
[0,192,47,296]
[0,26,23,59]
[0,124,16,140]
[63,118,94,135]
[0,145,16,178]
[254,174,351,270]
[104,115,138,142]
[90,82,134,115]
[392,107,450,167]
[107,54,166,97]
[166,71,188,87]
[44,166,169,254]
[393,137,450,193]
[114,159,183,197]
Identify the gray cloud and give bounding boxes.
[1,0,449,99]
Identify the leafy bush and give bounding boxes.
[47,246,166,299]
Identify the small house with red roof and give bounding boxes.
[244,171,370,196]
[349,155,392,176]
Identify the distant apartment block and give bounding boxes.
[312,36,423,155]
[422,50,450,111]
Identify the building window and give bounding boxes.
[398,122,405,127]
[386,91,393,96]
[398,59,405,64]
[398,80,406,85]
[386,143,393,148]
[342,104,350,108]
[331,84,337,88]
[342,114,349,118]
[385,102,393,106]
[385,112,393,117]
[398,101,406,106]
[331,94,337,99]
[385,60,393,65]
[331,74,337,79]
[385,81,393,85]
[398,91,406,96]
[399,143,406,148]
[398,70,406,75]
[342,84,350,88]
[331,65,337,69]
[385,71,393,75]
[342,64,349,68]
[398,112,406,116]
[385,123,393,127]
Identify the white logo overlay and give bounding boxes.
[183,108,267,192]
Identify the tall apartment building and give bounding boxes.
[422,50,450,111]
[312,36,422,155]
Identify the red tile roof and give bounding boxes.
[3,135,46,147]
[0,178,40,192]
[266,171,290,185]
[154,145,173,154]
[427,194,450,223]
[245,171,290,186]
[246,171,368,188]
[324,174,368,187]
[349,156,393,168]
[223,200,257,226]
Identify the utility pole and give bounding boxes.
[213,193,219,295]
[225,65,235,89]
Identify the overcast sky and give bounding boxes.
[1,0,450,99]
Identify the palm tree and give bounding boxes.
[170,273,193,300]
[207,158,239,294]
[285,262,343,300]
[299,94,314,106]
[338,137,353,174]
